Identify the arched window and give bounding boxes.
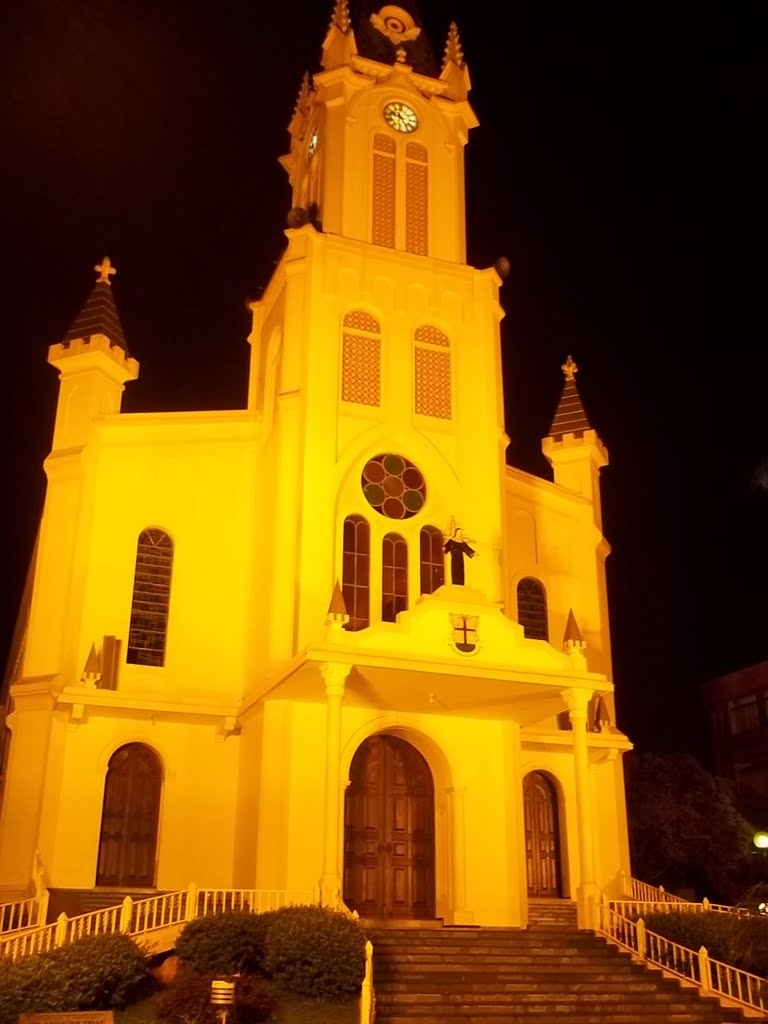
[382,533,408,622]
[517,577,548,641]
[420,525,445,594]
[405,141,428,255]
[341,310,381,408]
[372,133,396,248]
[127,529,173,666]
[96,743,162,887]
[343,515,370,631]
[414,324,451,420]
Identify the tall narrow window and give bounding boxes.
[372,133,396,248]
[405,142,428,255]
[517,577,548,641]
[341,310,381,407]
[127,529,173,666]
[343,515,370,631]
[420,525,445,594]
[382,533,408,622]
[414,324,451,420]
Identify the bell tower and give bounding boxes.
[246,1,508,667]
[279,0,477,263]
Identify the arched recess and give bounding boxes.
[522,770,564,897]
[96,743,162,888]
[344,733,435,919]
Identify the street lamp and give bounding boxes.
[211,979,236,1024]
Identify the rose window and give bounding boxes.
[361,454,426,519]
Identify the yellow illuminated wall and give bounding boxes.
[0,8,631,926]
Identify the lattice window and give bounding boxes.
[343,515,370,631]
[517,577,549,641]
[372,133,396,248]
[382,533,408,623]
[405,141,428,256]
[420,525,445,594]
[127,529,173,666]
[414,324,451,419]
[342,310,381,407]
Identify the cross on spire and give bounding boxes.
[561,354,578,381]
[94,257,116,285]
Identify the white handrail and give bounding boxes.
[596,894,768,1015]
[0,885,320,961]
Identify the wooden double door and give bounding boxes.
[344,735,435,919]
[96,743,161,887]
[523,770,562,897]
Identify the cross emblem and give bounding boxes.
[450,613,478,654]
[94,256,116,285]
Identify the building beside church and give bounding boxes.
[0,0,631,928]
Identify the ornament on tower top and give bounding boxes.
[94,256,116,285]
[371,5,420,62]
[561,354,578,381]
[442,21,464,70]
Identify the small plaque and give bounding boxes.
[19,1012,114,1024]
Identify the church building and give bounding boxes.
[0,0,631,928]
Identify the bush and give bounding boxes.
[0,933,149,1024]
[264,905,366,1001]
[644,911,768,978]
[157,971,274,1024]
[175,912,274,975]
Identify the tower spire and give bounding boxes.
[548,355,591,439]
[62,256,129,353]
[440,22,471,100]
[321,0,357,69]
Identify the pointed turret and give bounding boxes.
[440,22,471,101]
[48,258,139,451]
[562,608,587,672]
[322,0,357,69]
[62,257,129,353]
[326,580,350,629]
[542,356,608,528]
[549,355,590,439]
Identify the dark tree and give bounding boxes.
[624,752,753,903]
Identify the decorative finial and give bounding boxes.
[442,21,464,70]
[329,0,351,33]
[561,354,578,381]
[94,257,116,285]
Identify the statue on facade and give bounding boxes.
[444,525,476,586]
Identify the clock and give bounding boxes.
[307,127,318,159]
[383,101,418,134]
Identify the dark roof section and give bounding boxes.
[549,356,591,439]
[353,0,438,77]
[62,280,128,353]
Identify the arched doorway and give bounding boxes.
[523,771,562,897]
[96,744,161,887]
[344,734,435,919]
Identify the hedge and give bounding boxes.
[643,911,768,978]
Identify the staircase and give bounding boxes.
[370,918,751,1024]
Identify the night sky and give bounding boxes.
[2,0,766,758]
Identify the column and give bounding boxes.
[448,786,473,925]
[320,661,351,906]
[562,687,597,928]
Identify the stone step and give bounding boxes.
[370,926,749,1024]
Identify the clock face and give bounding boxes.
[383,101,418,134]
[307,127,318,159]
